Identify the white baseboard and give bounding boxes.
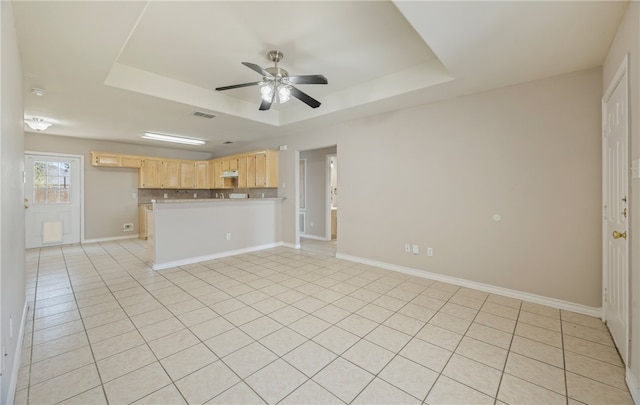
[300,234,330,241]
[627,368,640,405]
[82,235,139,244]
[336,253,602,317]
[152,242,283,270]
[282,242,301,249]
[6,300,28,405]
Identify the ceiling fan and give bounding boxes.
[215,50,328,111]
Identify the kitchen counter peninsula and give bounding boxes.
[148,198,283,270]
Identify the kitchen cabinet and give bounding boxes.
[194,161,209,189]
[91,152,143,168]
[180,161,196,189]
[138,204,152,240]
[139,159,180,189]
[253,150,278,188]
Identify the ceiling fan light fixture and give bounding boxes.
[260,82,274,102]
[142,132,205,146]
[24,117,53,131]
[278,85,291,103]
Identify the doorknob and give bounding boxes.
[613,230,627,240]
[24,204,29,209]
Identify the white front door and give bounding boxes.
[602,57,629,363]
[25,154,82,248]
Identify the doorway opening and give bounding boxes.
[297,146,337,255]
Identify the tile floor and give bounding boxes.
[14,239,633,404]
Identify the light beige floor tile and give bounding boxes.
[465,322,513,350]
[416,324,463,351]
[400,338,451,373]
[29,364,101,405]
[566,371,634,405]
[293,296,326,312]
[365,324,411,352]
[283,340,337,377]
[251,296,288,314]
[31,331,88,363]
[429,312,472,335]
[441,302,478,321]
[352,377,421,404]
[563,334,623,366]
[455,336,508,370]
[269,305,307,325]
[130,307,174,329]
[313,304,351,324]
[425,375,494,405]
[35,301,78,319]
[383,312,425,335]
[356,304,394,323]
[486,294,521,309]
[510,335,563,368]
[138,317,185,341]
[289,314,331,338]
[313,357,374,403]
[379,355,438,400]
[207,382,266,404]
[189,316,235,340]
[333,295,368,312]
[245,359,308,403]
[518,311,561,332]
[343,339,395,374]
[86,318,135,344]
[473,312,515,334]
[177,307,217,327]
[223,341,278,378]
[161,343,218,381]
[239,316,283,340]
[498,373,565,405]
[398,302,437,322]
[260,327,307,356]
[210,298,247,315]
[34,310,81,331]
[279,380,342,405]
[515,322,562,348]
[561,310,607,330]
[134,383,187,404]
[91,330,145,360]
[204,327,254,357]
[30,345,94,385]
[565,351,627,390]
[97,344,156,382]
[58,385,107,404]
[337,314,378,337]
[167,298,206,315]
[481,301,519,320]
[521,302,560,319]
[313,325,360,355]
[442,354,501,397]
[448,293,485,310]
[175,361,240,404]
[224,306,264,326]
[563,321,615,346]
[78,301,121,318]
[82,308,128,330]
[504,352,566,395]
[33,319,85,345]
[411,294,446,311]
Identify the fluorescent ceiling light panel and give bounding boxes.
[142,132,205,145]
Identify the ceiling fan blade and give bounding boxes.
[215,81,261,91]
[290,86,321,109]
[242,62,273,77]
[287,75,328,85]
[259,89,276,111]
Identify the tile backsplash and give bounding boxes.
[138,188,278,203]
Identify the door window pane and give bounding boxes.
[33,161,71,204]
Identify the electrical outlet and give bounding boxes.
[427,248,433,257]
[226,233,231,240]
[412,245,419,255]
[404,244,411,253]
[132,193,137,200]
[193,193,197,198]
[123,223,134,232]
[163,193,168,198]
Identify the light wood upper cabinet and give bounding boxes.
[254,150,278,188]
[194,161,209,189]
[237,157,247,189]
[91,152,143,168]
[180,161,196,189]
[162,160,180,188]
[139,159,162,188]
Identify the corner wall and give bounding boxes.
[1,1,26,403]
[246,67,603,310]
[602,0,640,399]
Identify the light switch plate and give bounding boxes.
[632,159,640,179]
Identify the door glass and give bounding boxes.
[33,161,71,204]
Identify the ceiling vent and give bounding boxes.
[192,111,216,119]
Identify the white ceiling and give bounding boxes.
[13,1,628,153]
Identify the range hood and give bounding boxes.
[220,170,238,178]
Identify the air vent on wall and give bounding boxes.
[192,111,216,119]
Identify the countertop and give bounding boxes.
[151,197,285,204]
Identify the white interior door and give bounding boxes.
[602,58,629,363]
[25,154,81,248]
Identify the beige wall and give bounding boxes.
[1,1,26,403]
[301,146,336,238]
[603,0,640,394]
[245,68,603,309]
[24,133,211,240]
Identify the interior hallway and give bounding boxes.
[14,239,632,404]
